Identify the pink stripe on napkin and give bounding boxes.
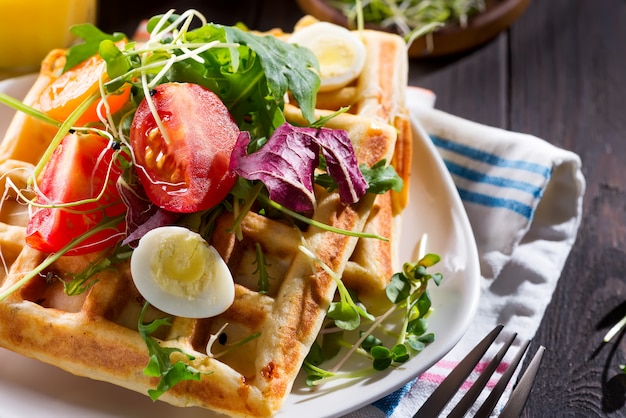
[417,360,511,391]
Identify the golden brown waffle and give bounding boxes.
[0,20,411,418]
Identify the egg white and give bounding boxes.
[289,21,366,92]
[130,226,235,318]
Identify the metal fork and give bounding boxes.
[413,324,545,417]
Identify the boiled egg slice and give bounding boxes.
[130,226,235,318]
[289,21,366,92]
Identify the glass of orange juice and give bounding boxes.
[0,0,97,78]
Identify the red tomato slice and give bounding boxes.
[25,133,128,255]
[130,82,239,213]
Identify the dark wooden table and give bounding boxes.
[98,1,626,416]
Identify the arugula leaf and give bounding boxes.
[223,26,321,123]
[62,248,130,295]
[137,302,205,400]
[361,160,404,194]
[317,159,403,197]
[164,25,283,140]
[252,242,272,294]
[63,23,126,71]
[310,107,350,129]
[114,21,319,141]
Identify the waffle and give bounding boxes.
[0,18,411,418]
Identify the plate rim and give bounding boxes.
[0,77,481,418]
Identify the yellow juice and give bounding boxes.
[0,0,97,70]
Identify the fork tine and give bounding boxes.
[498,345,545,417]
[413,324,504,417]
[447,332,518,418]
[474,339,531,418]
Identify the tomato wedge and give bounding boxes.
[25,133,128,255]
[36,44,130,126]
[130,82,240,213]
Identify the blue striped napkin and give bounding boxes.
[347,87,585,417]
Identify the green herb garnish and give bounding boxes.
[138,302,206,400]
[62,248,130,295]
[303,248,442,387]
[328,0,486,39]
[63,23,126,71]
[253,242,273,294]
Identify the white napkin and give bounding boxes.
[346,87,585,417]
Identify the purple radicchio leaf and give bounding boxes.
[230,123,367,213]
[117,176,181,248]
[310,126,368,205]
[230,127,318,212]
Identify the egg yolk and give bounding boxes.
[312,39,357,79]
[151,233,214,300]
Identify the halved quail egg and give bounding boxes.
[289,21,366,92]
[130,226,235,318]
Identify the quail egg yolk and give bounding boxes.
[130,226,235,318]
[152,232,208,297]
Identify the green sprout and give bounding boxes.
[303,250,442,387]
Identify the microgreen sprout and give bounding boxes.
[0,91,101,190]
[0,93,61,127]
[205,322,229,358]
[299,244,375,331]
[205,322,262,359]
[227,179,264,241]
[0,215,125,301]
[604,314,626,343]
[302,235,442,388]
[30,94,100,183]
[328,0,486,39]
[259,193,386,241]
[22,145,129,217]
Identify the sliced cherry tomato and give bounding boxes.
[36,44,130,126]
[130,82,240,213]
[25,133,128,255]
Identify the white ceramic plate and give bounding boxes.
[0,77,480,418]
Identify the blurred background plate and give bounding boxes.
[296,0,530,57]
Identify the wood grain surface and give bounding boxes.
[98,1,626,416]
